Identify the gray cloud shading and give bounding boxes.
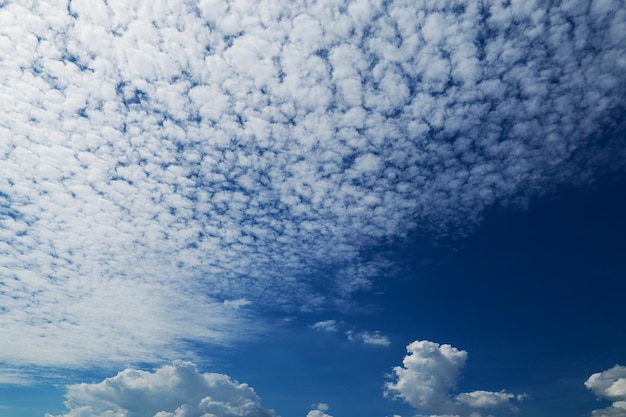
[1,0,625,370]
[45,361,275,417]
[385,340,524,417]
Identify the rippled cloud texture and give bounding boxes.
[1,0,625,373]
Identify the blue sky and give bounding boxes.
[0,0,625,416]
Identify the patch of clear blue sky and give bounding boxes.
[2,174,625,417]
[221,173,626,417]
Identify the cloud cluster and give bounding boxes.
[45,361,275,417]
[306,403,334,417]
[0,0,625,371]
[385,340,523,417]
[585,365,626,417]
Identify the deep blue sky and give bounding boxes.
[219,174,626,417]
[1,1,626,417]
[8,174,623,417]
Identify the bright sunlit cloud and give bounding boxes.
[586,365,626,417]
[385,340,524,417]
[45,361,276,417]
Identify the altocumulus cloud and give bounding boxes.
[45,361,276,417]
[0,0,625,373]
[385,340,524,417]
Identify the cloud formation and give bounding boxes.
[0,0,625,372]
[45,361,275,417]
[306,403,334,417]
[585,365,626,417]
[347,330,391,347]
[385,340,523,416]
[311,320,339,333]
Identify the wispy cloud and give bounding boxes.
[311,320,339,333]
[0,368,37,386]
[385,340,524,416]
[0,0,625,375]
[347,330,391,347]
[312,321,390,346]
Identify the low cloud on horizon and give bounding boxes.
[45,361,276,417]
[45,339,541,417]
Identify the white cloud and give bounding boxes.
[360,331,391,347]
[586,365,626,417]
[385,340,522,416]
[306,403,333,417]
[347,330,391,347]
[311,320,339,333]
[0,368,36,386]
[456,391,522,409]
[385,340,467,412]
[0,0,625,377]
[223,299,253,309]
[313,322,390,346]
[45,361,275,417]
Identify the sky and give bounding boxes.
[0,0,625,416]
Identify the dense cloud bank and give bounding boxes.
[385,340,524,417]
[1,0,625,368]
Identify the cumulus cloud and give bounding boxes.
[306,403,333,417]
[0,0,625,374]
[585,365,626,417]
[45,361,275,417]
[385,340,522,416]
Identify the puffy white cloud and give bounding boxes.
[0,0,625,376]
[385,340,522,416]
[45,361,275,417]
[385,340,467,412]
[306,403,333,417]
[586,365,626,417]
